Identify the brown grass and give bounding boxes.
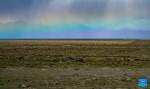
[0,39,150,89]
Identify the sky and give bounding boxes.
[0,0,150,39]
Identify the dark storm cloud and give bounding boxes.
[1,0,150,16]
[70,0,108,17]
[0,0,34,23]
[1,0,150,23]
[0,0,55,23]
[0,0,33,15]
[77,0,150,17]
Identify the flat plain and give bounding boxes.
[0,39,150,89]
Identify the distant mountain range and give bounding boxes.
[0,20,150,39]
[0,23,3,25]
[0,20,94,39]
[4,20,27,25]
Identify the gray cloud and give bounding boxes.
[0,0,150,23]
[0,0,33,23]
